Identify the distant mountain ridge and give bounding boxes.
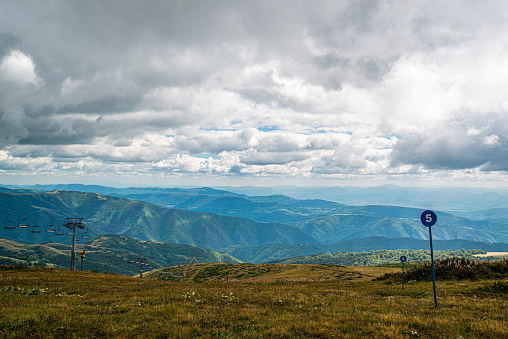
[0,189,316,249]
[219,236,508,263]
[213,185,508,212]
[2,184,508,258]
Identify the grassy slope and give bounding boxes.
[0,265,506,338]
[143,263,396,283]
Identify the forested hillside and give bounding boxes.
[219,236,508,263]
[0,234,239,275]
[272,249,486,266]
[0,190,316,249]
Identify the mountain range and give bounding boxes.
[0,189,315,249]
[1,184,508,264]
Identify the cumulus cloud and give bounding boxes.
[391,113,508,171]
[1,1,508,184]
[0,50,40,85]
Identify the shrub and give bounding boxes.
[379,257,508,282]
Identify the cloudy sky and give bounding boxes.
[1,0,508,187]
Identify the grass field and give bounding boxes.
[141,263,397,283]
[0,264,507,338]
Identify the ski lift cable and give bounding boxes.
[0,204,68,225]
[1,206,103,240]
[0,208,95,240]
[0,206,95,237]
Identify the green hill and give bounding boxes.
[25,185,508,244]
[2,185,508,259]
[219,236,508,263]
[0,190,317,249]
[0,234,239,275]
[296,212,508,244]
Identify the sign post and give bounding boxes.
[400,255,407,288]
[420,210,438,308]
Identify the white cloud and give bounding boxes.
[2,1,508,185]
[61,77,85,96]
[0,50,40,85]
[483,134,501,147]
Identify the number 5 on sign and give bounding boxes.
[421,210,437,227]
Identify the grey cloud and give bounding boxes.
[337,0,379,34]
[2,1,508,181]
[391,119,508,171]
[311,154,368,174]
[314,54,350,70]
[238,89,285,107]
[112,138,132,147]
[256,134,302,153]
[0,33,21,59]
[173,131,252,154]
[240,151,310,166]
[57,95,142,115]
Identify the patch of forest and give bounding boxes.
[271,249,487,266]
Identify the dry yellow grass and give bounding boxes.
[143,263,399,283]
[0,265,506,338]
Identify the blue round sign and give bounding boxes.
[400,256,407,263]
[421,210,437,227]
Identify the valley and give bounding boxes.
[1,184,508,274]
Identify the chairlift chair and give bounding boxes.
[4,214,16,230]
[31,220,42,233]
[55,225,64,236]
[82,227,90,239]
[17,212,29,228]
[46,219,56,233]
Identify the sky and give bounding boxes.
[1,0,508,187]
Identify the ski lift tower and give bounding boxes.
[64,217,85,271]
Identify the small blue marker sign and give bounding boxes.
[400,255,407,288]
[421,210,438,308]
[421,210,437,227]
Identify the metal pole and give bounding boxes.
[70,222,77,271]
[429,226,437,308]
[402,262,404,289]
